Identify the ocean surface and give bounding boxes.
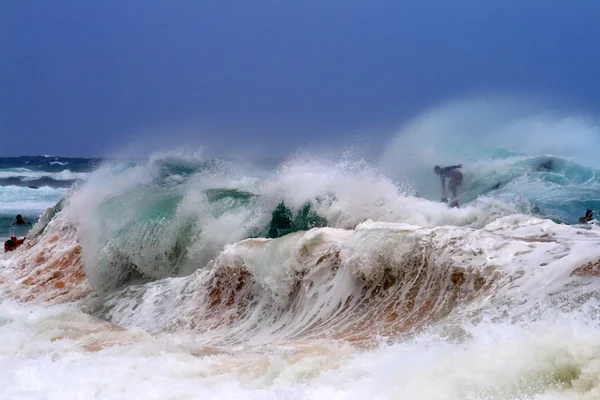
[2,104,600,399]
[0,156,97,238]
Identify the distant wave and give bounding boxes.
[0,177,76,189]
[0,157,92,214]
[0,156,100,173]
[0,185,66,214]
[0,168,87,180]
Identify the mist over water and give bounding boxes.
[381,96,600,223]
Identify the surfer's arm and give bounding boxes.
[442,164,462,173]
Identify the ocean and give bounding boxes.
[2,119,600,399]
[0,156,97,239]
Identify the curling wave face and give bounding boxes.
[61,153,528,292]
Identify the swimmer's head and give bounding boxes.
[4,240,14,252]
[434,166,441,174]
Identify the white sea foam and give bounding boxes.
[1,287,600,399]
[91,215,600,348]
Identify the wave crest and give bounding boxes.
[99,219,599,345]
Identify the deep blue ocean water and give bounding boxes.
[0,156,96,239]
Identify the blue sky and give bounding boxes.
[1,1,599,157]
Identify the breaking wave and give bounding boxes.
[3,97,600,399]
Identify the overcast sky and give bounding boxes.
[2,1,599,157]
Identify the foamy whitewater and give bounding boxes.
[3,98,600,399]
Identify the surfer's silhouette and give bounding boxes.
[578,210,593,224]
[12,214,31,226]
[434,164,463,207]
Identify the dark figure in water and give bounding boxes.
[12,214,31,226]
[578,210,593,224]
[4,236,25,252]
[536,159,554,171]
[434,164,463,206]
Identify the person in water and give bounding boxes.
[434,164,463,204]
[12,214,31,226]
[578,210,593,224]
[4,236,25,252]
[536,159,554,171]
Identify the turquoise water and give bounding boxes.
[459,155,600,224]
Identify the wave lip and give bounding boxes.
[95,216,600,347]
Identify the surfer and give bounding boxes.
[578,210,593,224]
[12,214,31,226]
[4,236,25,252]
[434,164,463,206]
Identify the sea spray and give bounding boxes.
[3,117,600,399]
[64,153,527,292]
[381,96,600,223]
